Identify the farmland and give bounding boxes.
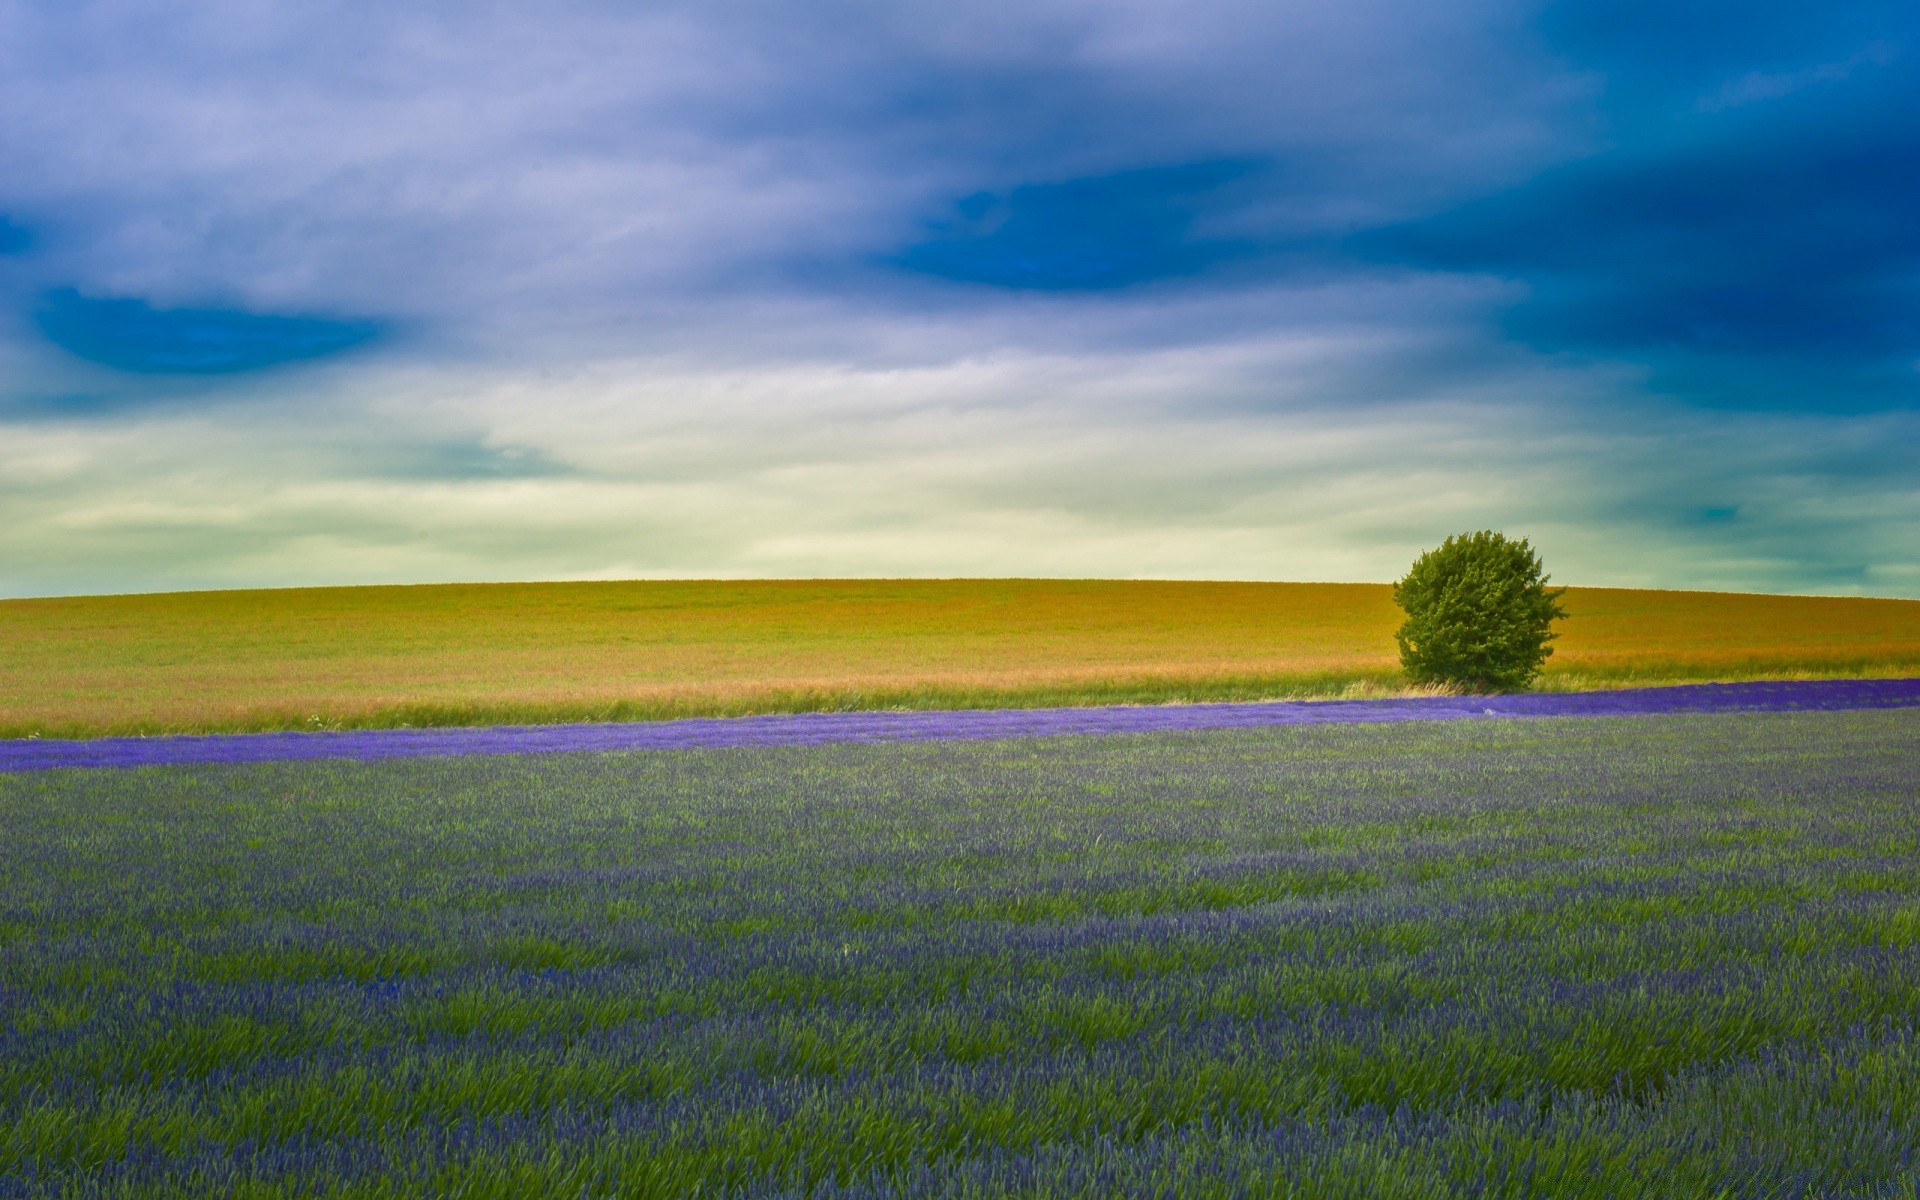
[3,579,1918,738]
[5,708,1919,1197]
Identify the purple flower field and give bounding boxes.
[3,677,1917,771]
[3,706,1920,1196]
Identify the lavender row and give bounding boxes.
[5,676,1919,772]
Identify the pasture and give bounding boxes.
[3,579,1918,737]
[5,708,1919,1197]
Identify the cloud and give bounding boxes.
[34,289,385,374]
[0,0,1915,596]
[1536,0,1911,113]
[1355,3,1920,409]
[1696,42,1901,112]
[5,328,1912,599]
[0,0,1573,328]
[892,160,1264,290]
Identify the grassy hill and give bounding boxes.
[3,578,1917,738]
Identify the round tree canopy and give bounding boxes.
[1393,531,1568,693]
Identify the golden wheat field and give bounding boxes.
[3,578,1917,737]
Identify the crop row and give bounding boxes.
[5,676,1918,772]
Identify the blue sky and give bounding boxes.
[1,0,1915,596]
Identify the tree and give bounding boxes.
[1393,531,1568,692]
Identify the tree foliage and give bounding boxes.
[1393,531,1568,692]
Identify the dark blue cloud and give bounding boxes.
[892,161,1264,290]
[0,217,29,255]
[35,290,384,374]
[1352,2,1920,409]
[1538,0,1910,117]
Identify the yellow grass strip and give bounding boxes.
[2,579,1916,738]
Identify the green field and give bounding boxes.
[3,579,1917,738]
[5,710,1918,1197]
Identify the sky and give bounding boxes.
[1,0,1916,598]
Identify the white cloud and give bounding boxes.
[3,316,1914,596]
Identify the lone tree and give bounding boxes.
[1393,531,1568,692]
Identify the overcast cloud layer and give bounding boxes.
[2,0,1915,597]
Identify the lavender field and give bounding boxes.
[5,709,1920,1197]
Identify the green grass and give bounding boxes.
[2,578,1917,737]
[4,709,1919,1196]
